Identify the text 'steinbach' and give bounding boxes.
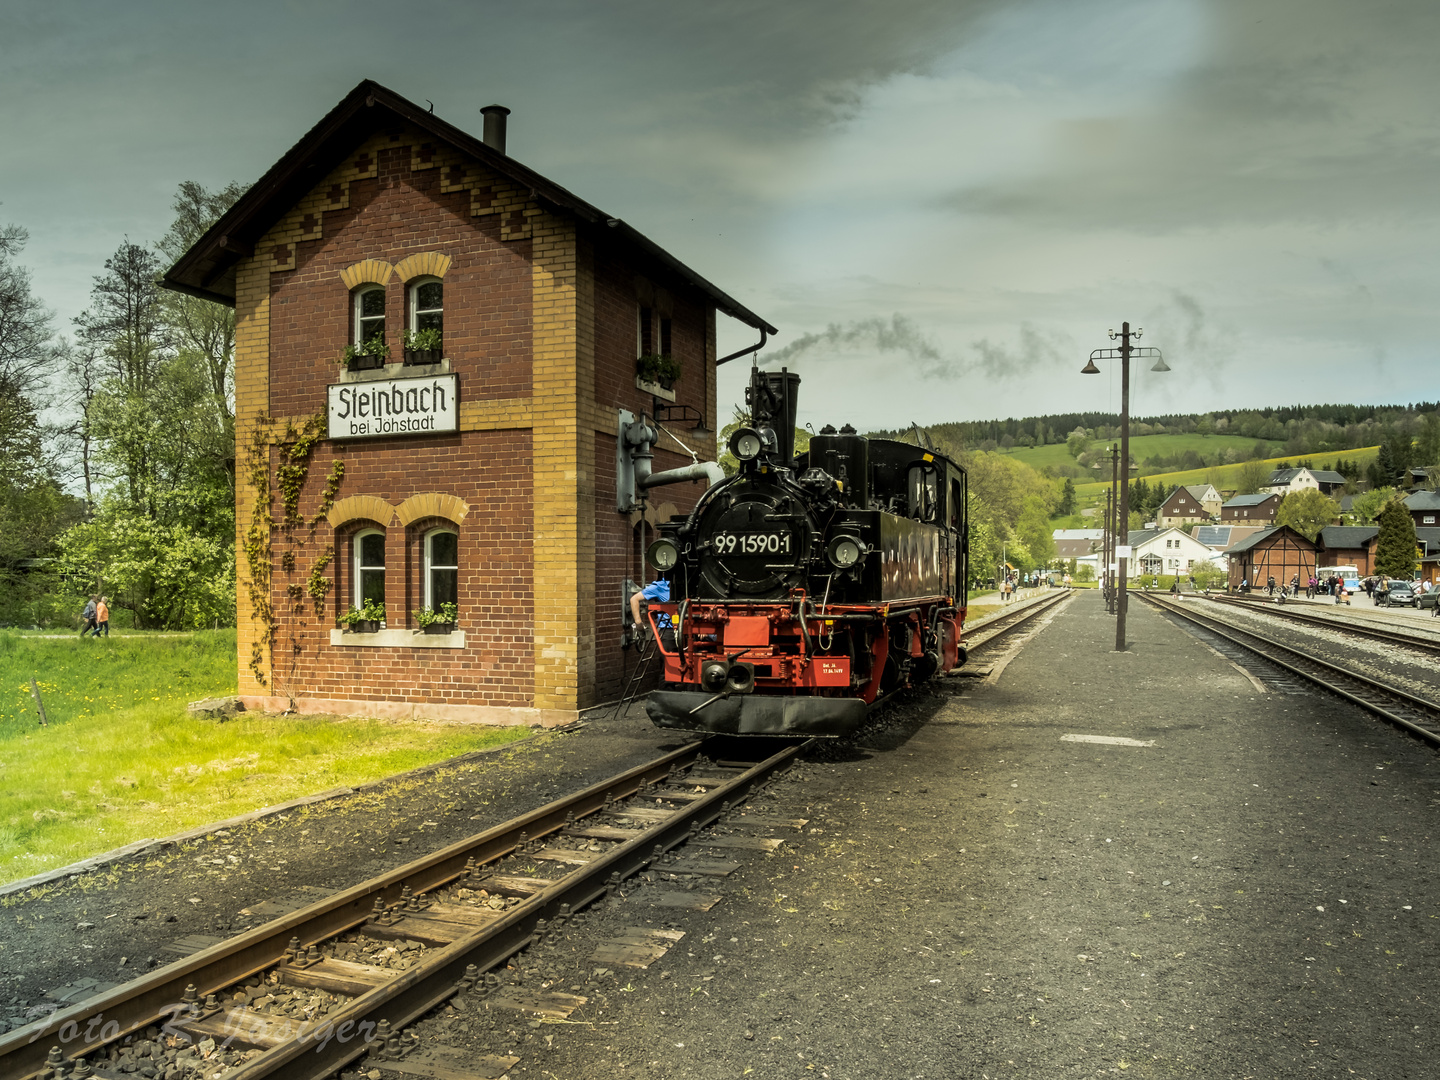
[327,374,458,439]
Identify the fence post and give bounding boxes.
[30,677,48,727]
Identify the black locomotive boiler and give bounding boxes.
[641,366,968,736]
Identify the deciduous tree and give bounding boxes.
[1275,489,1339,540]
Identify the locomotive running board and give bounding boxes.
[646,691,867,737]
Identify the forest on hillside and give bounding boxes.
[873,403,1440,484]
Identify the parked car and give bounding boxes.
[1419,589,1439,611]
[1384,582,1419,608]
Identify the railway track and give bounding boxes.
[1138,593,1440,748]
[3,738,805,1080]
[1199,592,1440,657]
[959,589,1072,662]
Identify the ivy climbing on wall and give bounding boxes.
[240,413,346,690]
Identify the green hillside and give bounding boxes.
[1004,433,1283,475]
[1074,445,1379,500]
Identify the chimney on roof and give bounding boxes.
[481,105,510,155]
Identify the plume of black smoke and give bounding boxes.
[758,313,1072,382]
[759,314,953,377]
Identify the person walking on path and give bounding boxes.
[1267,574,1276,596]
[94,597,110,638]
[79,596,97,637]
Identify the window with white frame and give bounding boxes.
[354,530,385,608]
[426,530,458,609]
[354,286,385,346]
[410,278,443,335]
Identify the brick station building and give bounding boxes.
[163,81,775,725]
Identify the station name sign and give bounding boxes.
[327,374,458,440]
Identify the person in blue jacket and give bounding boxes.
[630,577,676,648]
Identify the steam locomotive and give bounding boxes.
[640,367,968,737]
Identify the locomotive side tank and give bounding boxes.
[641,366,967,736]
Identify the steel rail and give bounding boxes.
[1139,594,1440,747]
[228,739,805,1080]
[1,740,756,1080]
[963,590,1072,653]
[1200,592,1440,656]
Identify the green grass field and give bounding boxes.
[0,630,531,886]
[1003,433,1283,474]
[1074,445,1379,500]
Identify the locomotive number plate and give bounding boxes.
[714,531,792,555]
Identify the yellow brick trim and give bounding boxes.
[458,397,533,430]
[328,495,396,529]
[530,213,596,711]
[394,252,453,282]
[340,259,396,291]
[233,255,271,694]
[395,492,470,527]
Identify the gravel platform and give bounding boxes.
[440,590,1438,1079]
[7,590,1440,1079]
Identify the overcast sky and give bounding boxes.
[3,0,1436,431]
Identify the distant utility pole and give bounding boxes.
[1082,322,1168,652]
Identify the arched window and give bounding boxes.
[410,278,443,335]
[353,286,385,346]
[354,529,386,609]
[425,529,458,609]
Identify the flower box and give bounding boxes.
[349,353,386,372]
[635,375,676,402]
[421,622,456,635]
[404,348,441,366]
[349,619,381,633]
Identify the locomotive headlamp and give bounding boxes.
[647,538,680,572]
[826,535,866,569]
[729,427,764,462]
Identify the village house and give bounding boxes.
[161,81,775,725]
[1264,466,1347,498]
[1220,493,1280,523]
[1052,528,1104,561]
[1155,483,1221,528]
[1125,527,1217,578]
[1404,490,1440,529]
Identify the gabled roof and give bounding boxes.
[1223,493,1279,507]
[1404,490,1440,511]
[1316,526,1378,549]
[161,80,777,334]
[1183,484,1215,499]
[1223,524,1315,555]
[1052,528,1104,540]
[1309,470,1347,485]
[1266,468,1303,483]
[1127,528,1161,546]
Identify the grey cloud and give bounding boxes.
[943,0,1440,231]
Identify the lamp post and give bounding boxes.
[1082,321,1168,652]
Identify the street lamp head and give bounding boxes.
[1107,329,1117,340]
[1150,356,1171,372]
[1134,327,1143,339]
[1081,358,1101,374]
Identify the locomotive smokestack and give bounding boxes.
[747,367,802,468]
[481,104,510,155]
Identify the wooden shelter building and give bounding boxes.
[1223,526,1317,591]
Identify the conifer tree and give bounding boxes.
[1374,498,1418,578]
